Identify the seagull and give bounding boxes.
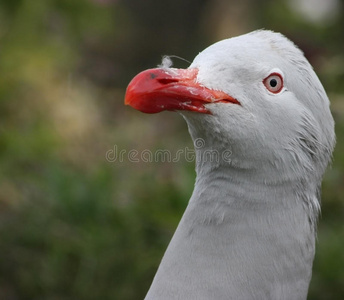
[124,30,335,300]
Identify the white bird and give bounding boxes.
[125,30,335,300]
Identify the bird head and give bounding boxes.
[125,30,335,189]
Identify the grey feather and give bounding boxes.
[145,30,335,300]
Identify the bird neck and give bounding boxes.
[145,162,316,300]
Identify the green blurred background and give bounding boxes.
[0,0,343,299]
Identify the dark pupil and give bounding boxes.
[270,78,278,87]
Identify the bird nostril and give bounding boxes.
[157,78,179,85]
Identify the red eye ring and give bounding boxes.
[263,73,284,94]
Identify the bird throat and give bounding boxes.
[145,164,316,299]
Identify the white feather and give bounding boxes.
[145,30,335,300]
[158,55,173,69]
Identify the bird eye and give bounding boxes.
[263,73,283,94]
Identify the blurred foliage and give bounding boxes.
[0,0,343,299]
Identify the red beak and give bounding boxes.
[124,68,239,114]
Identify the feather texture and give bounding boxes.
[129,30,336,300]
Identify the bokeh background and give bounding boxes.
[0,0,343,299]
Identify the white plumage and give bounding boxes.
[125,30,335,299]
